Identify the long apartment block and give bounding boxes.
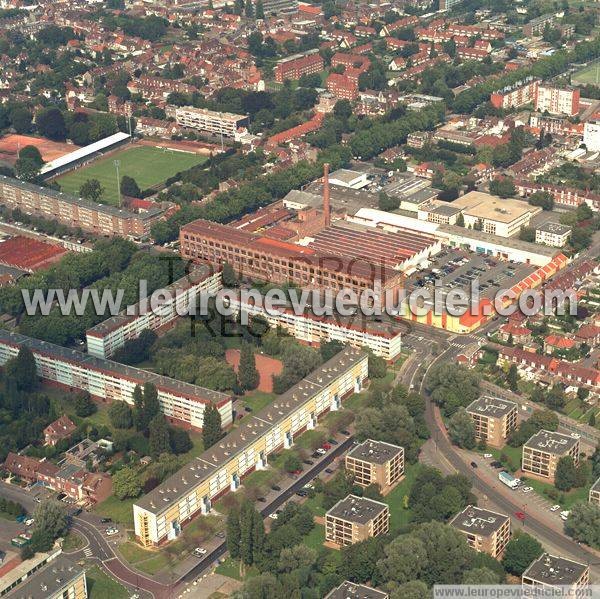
[0,176,163,238]
[450,505,511,558]
[345,439,404,495]
[466,396,518,448]
[225,295,403,361]
[173,106,248,137]
[522,429,580,483]
[133,347,368,546]
[86,266,222,358]
[325,494,389,547]
[0,330,232,432]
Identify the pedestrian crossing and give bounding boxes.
[83,547,93,558]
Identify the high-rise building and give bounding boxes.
[450,505,511,558]
[345,439,404,495]
[584,120,600,152]
[466,396,518,448]
[522,554,589,595]
[535,85,579,116]
[262,0,298,16]
[522,429,580,482]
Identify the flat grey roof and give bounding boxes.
[326,494,388,525]
[325,581,389,599]
[523,553,588,586]
[451,505,509,537]
[431,203,462,217]
[0,175,162,220]
[347,439,403,465]
[86,265,215,337]
[537,222,572,235]
[524,429,579,454]
[0,329,229,405]
[5,555,84,599]
[438,223,558,257]
[466,396,517,418]
[330,169,366,185]
[135,347,366,514]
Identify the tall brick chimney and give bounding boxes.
[323,162,331,228]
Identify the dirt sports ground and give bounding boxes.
[0,134,77,165]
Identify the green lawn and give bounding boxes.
[572,60,600,85]
[239,391,277,413]
[86,566,129,599]
[55,146,208,205]
[93,495,135,528]
[523,478,591,510]
[62,532,85,552]
[303,523,325,550]
[118,541,155,565]
[384,462,420,533]
[483,445,522,473]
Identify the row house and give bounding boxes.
[44,415,77,447]
[379,16,420,37]
[457,47,490,62]
[515,180,600,211]
[507,147,556,178]
[274,52,324,83]
[128,76,198,101]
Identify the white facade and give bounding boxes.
[0,330,232,430]
[174,106,247,137]
[226,298,403,360]
[86,270,222,358]
[584,121,600,152]
[535,224,571,248]
[535,86,578,116]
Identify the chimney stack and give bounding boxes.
[323,162,331,228]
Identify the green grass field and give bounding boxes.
[55,145,208,205]
[572,60,600,85]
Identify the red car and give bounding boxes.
[291,469,302,476]
[322,443,331,450]
[515,511,526,521]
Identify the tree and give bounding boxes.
[368,352,387,378]
[221,262,239,287]
[75,391,96,417]
[377,535,427,585]
[15,156,41,182]
[277,544,316,572]
[333,99,353,120]
[5,346,37,391]
[9,107,33,134]
[234,0,244,15]
[390,581,429,599]
[36,107,67,141]
[143,383,160,423]
[33,501,68,543]
[507,363,519,392]
[528,191,554,211]
[227,506,241,558]
[109,401,133,429]
[564,502,600,549]
[239,573,283,599]
[202,402,222,449]
[149,414,171,457]
[502,532,543,575]
[448,408,476,449]
[245,0,254,17]
[378,191,400,211]
[281,450,302,473]
[341,536,385,583]
[456,212,465,227]
[112,465,142,499]
[18,145,43,167]
[120,175,141,197]
[489,177,516,198]
[555,456,577,491]
[133,384,145,431]
[238,343,259,391]
[169,427,192,454]
[80,179,104,202]
[463,567,501,584]
[255,0,264,18]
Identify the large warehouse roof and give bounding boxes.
[40,132,130,175]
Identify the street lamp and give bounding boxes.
[114,160,121,208]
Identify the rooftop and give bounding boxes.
[451,191,538,224]
[135,347,366,515]
[466,396,517,418]
[524,429,579,454]
[347,439,403,465]
[523,553,588,586]
[537,222,572,235]
[0,329,229,406]
[5,554,84,599]
[326,494,388,525]
[450,505,509,537]
[325,581,389,599]
[329,169,368,185]
[591,476,600,494]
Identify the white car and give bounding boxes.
[522,486,533,493]
[560,511,570,521]
[315,448,326,456]
[483,453,493,459]
[105,528,119,536]
[24,518,34,526]
[550,505,561,512]
[193,547,207,557]
[268,512,278,520]
[303,482,314,490]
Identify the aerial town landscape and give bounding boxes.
[0,0,600,597]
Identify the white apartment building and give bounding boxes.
[133,348,368,546]
[86,267,222,358]
[535,85,579,116]
[0,330,232,431]
[535,222,571,248]
[174,106,248,138]
[584,120,600,152]
[224,295,403,361]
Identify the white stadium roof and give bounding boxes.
[40,132,130,175]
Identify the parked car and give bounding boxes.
[311,451,320,458]
[303,460,314,466]
[303,482,314,490]
[340,430,351,436]
[215,531,225,539]
[490,461,503,468]
[550,505,561,512]
[270,485,281,491]
[324,468,334,474]
[244,407,253,413]
[100,518,112,523]
[257,497,266,503]
[269,510,282,520]
[193,547,207,557]
[328,439,338,445]
[315,448,326,456]
[105,528,118,536]
[470,462,478,468]
[296,490,308,497]
[322,443,331,450]
[560,511,570,521]
[514,511,526,521]
[522,486,533,494]
[483,453,493,459]
[24,518,34,527]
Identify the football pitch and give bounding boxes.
[55,145,208,205]
[572,60,600,85]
